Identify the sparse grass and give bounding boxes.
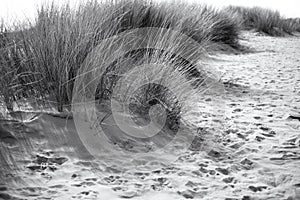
[226,6,300,36]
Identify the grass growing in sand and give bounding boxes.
[0,0,299,129]
[226,6,300,36]
[0,0,242,128]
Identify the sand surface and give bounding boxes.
[0,31,300,200]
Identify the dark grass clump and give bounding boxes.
[226,6,299,36]
[197,5,242,48]
[0,24,39,111]
[163,3,242,48]
[284,18,300,33]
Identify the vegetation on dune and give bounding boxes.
[285,18,300,33]
[226,6,300,36]
[0,0,240,116]
[0,0,299,130]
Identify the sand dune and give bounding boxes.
[0,31,300,200]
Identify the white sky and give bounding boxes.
[0,0,299,25]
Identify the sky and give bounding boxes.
[0,0,299,25]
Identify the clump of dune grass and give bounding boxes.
[284,18,300,33]
[194,5,242,48]
[226,6,298,36]
[0,0,241,130]
[155,2,242,49]
[0,23,39,111]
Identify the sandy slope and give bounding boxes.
[0,31,300,200]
